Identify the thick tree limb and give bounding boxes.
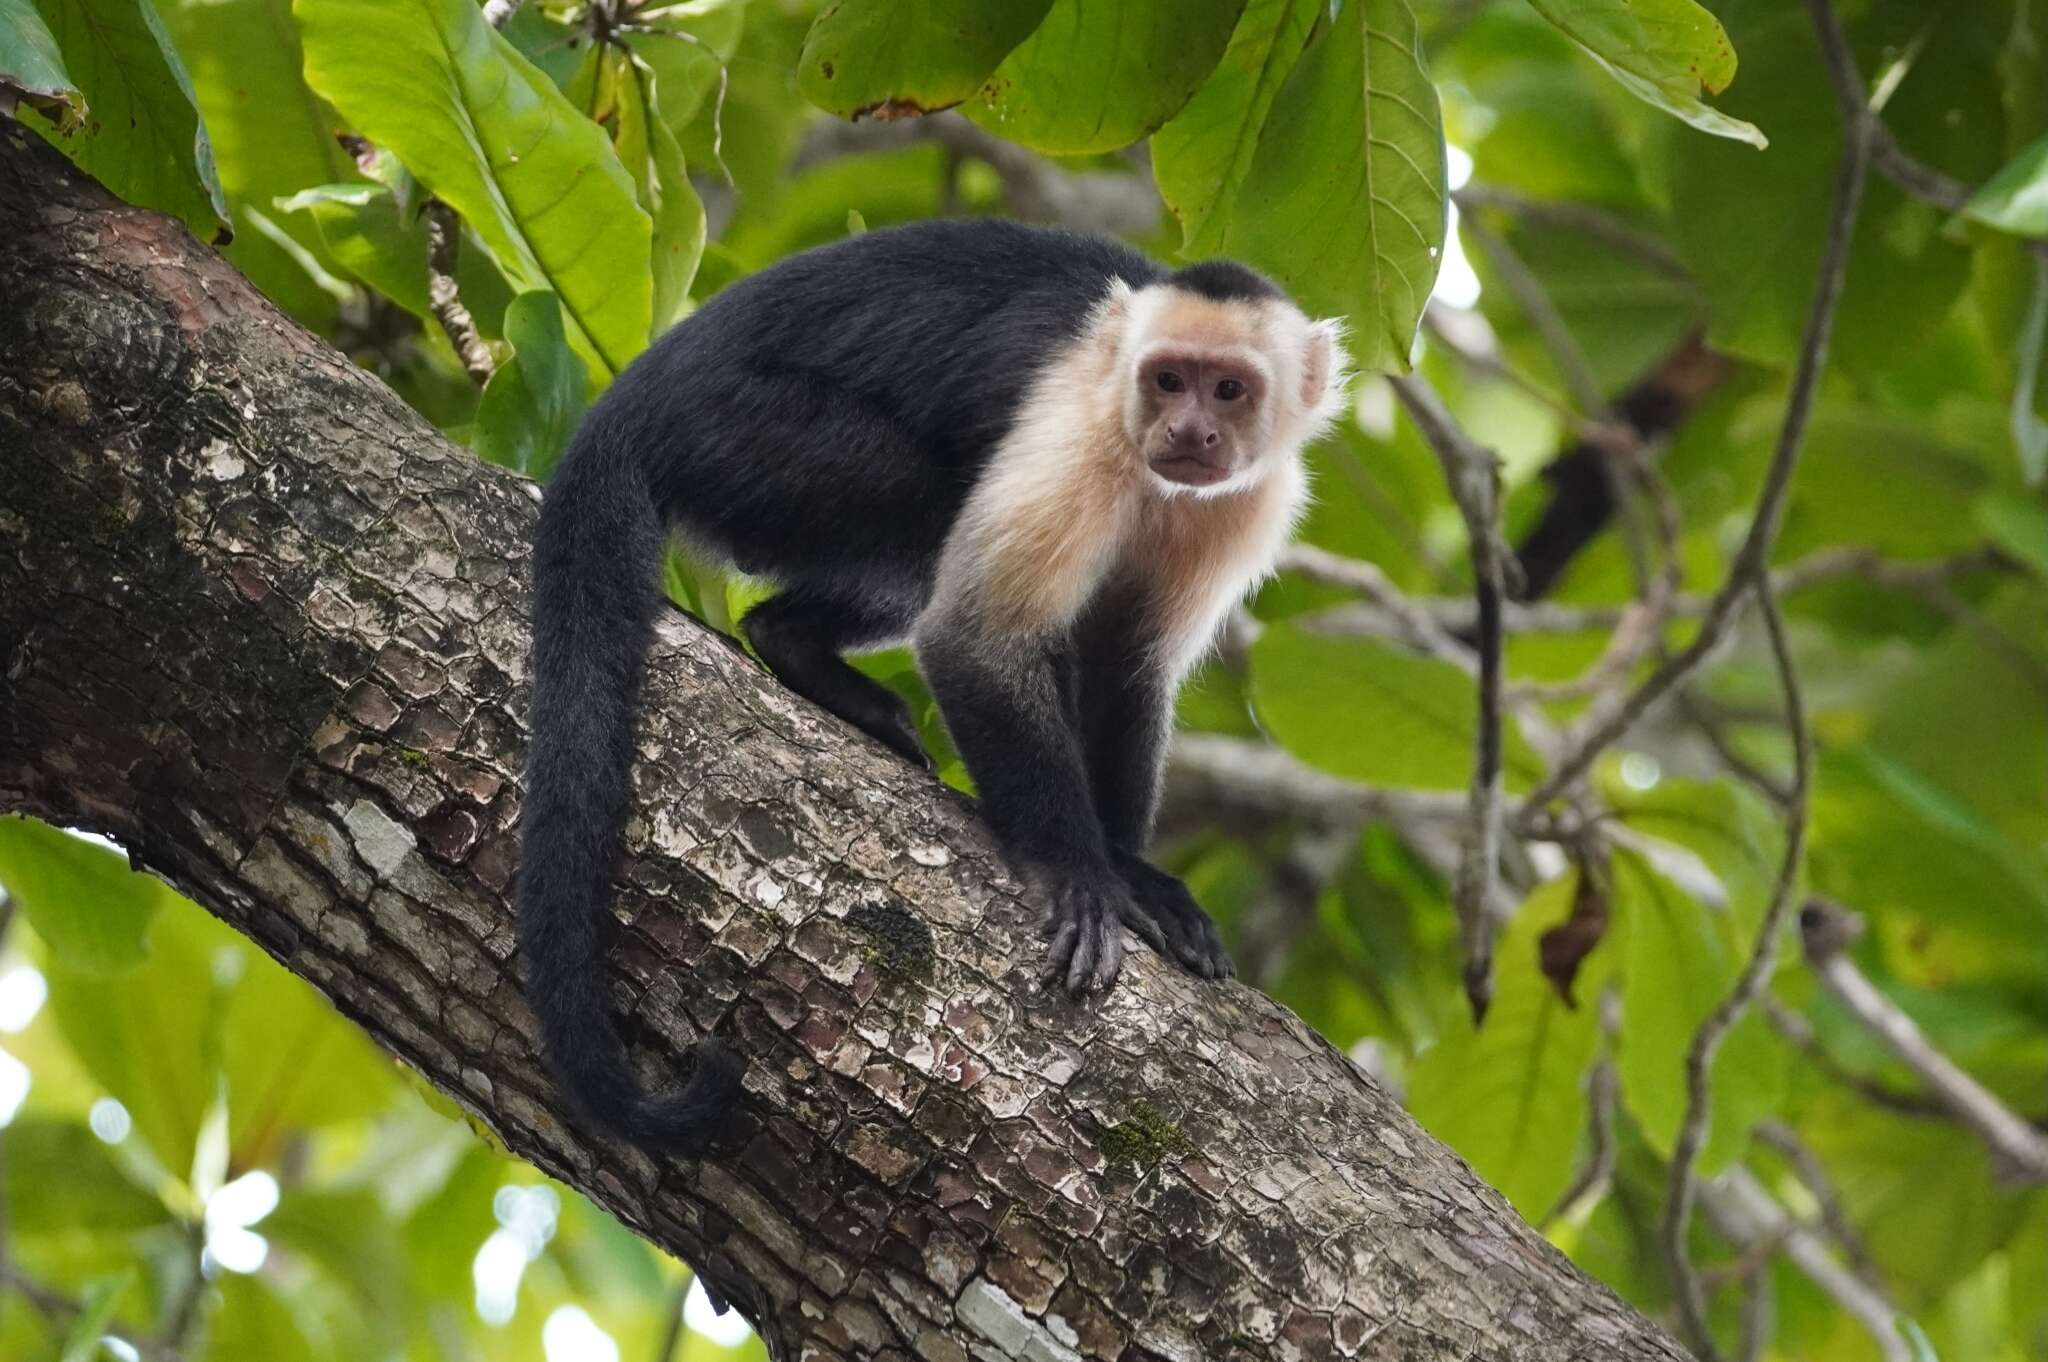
[0,126,1692,1362]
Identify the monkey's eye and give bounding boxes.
[1156,371,1185,394]
[1215,379,1245,401]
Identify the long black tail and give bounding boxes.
[517,419,744,1152]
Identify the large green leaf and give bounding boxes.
[1612,849,1784,1174]
[1408,873,1611,1218]
[276,183,433,316]
[1218,0,1447,373]
[43,905,237,1178]
[473,290,590,482]
[1248,625,1544,791]
[1669,5,1996,378]
[1964,132,2048,239]
[0,0,83,128]
[221,936,398,1167]
[797,0,1051,119]
[1524,0,1761,148]
[0,817,169,974]
[25,0,228,237]
[3,1118,167,1233]
[1152,0,1322,254]
[608,49,704,336]
[962,0,1242,155]
[295,0,652,381]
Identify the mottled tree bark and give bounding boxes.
[0,125,1690,1362]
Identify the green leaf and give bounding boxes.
[0,816,169,974]
[1609,775,1783,933]
[1524,0,1762,149]
[0,0,84,129]
[295,0,653,381]
[1964,132,2048,238]
[1152,0,1322,254]
[221,942,397,1167]
[43,905,241,1178]
[1248,625,1544,791]
[1975,494,2048,577]
[1612,849,1784,1173]
[1217,0,1448,374]
[1408,872,1611,1218]
[276,184,433,317]
[58,1270,133,1362]
[24,0,228,237]
[200,1275,315,1362]
[3,1118,167,1234]
[473,291,590,482]
[797,0,1051,119]
[963,0,1242,155]
[610,51,705,336]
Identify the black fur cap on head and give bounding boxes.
[1166,258,1287,305]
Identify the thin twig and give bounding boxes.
[1514,91,1871,827]
[422,201,494,387]
[1699,1169,1910,1362]
[1278,543,1474,669]
[1662,577,1813,1362]
[1390,374,1516,1022]
[1762,997,1951,1119]
[1737,1258,1774,1362]
[1456,206,1605,416]
[1753,1119,1884,1291]
[1299,544,2012,642]
[1799,900,2048,1183]
[1455,185,1691,280]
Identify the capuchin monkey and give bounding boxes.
[519,219,1351,1152]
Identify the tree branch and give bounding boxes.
[422,200,495,387]
[1389,375,1515,1021]
[1661,577,1813,1362]
[1799,901,2048,1184]
[0,123,1693,1362]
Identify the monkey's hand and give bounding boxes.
[1112,853,1235,981]
[1027,863,1134,994]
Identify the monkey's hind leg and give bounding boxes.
[743,590,931,769]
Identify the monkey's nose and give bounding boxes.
[1203,430,1220,447]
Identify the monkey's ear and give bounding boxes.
[1301,318,1352,413]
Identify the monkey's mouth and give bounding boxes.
[1149,453,1233,487]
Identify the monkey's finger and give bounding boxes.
[1114,899,1169,954]
[1040,921,1080,988]
[1064,917,1101,994]
[1091,925,1125,992]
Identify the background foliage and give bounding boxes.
[4,0,2047,1359]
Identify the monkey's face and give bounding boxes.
[1133,349,1272,494]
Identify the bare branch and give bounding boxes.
[1763,997,1952,1119]
[1663,577,1813,1362]
[1455,205,1605,416]
[422,200,495,386]
[1390,375,1516,1021]
[1754,1119,1884,1292]
[1278,543,1474,669]
[1800,901,2048,1183]
[1455,185,1690,281]
[1699,1169,1911,1362]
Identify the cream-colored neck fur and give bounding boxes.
[923,278,1347,677]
